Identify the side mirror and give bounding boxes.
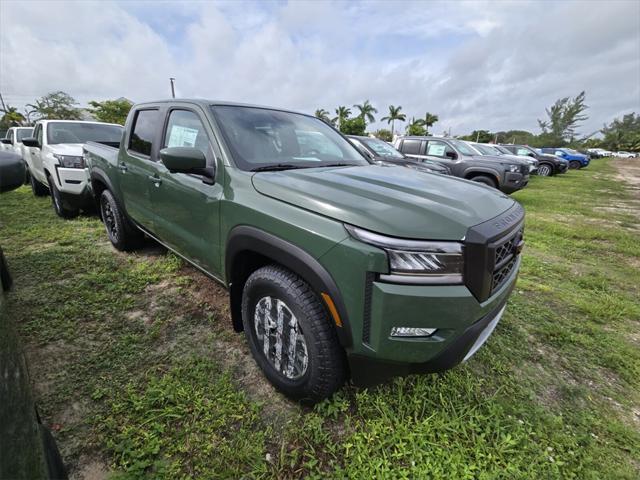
[527,153,535,158]
[445,151,457,160]
[1,139,12,145]
[159,147,214,182]
[21,137,40,148]
[0,153,27,193]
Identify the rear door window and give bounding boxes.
[129,109,160,157]
[401,139,422,155]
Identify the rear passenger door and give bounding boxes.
[398,138,425,159]
[150,107,224,275]
[119,108,162,231]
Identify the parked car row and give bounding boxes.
[3,99,611,403]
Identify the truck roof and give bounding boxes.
[34,119,122,127]
[133,98,309,117]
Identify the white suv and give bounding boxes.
[22,120,123,218]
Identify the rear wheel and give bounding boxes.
[48,175,79,219]
[537,163,553,176]
[99,189,143,251]
[30,172,49,196]
[569,160,581,169]
[470,175,498,189]
[241,265,347,403]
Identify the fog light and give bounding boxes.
[390,327,437,337]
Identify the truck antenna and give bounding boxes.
[169,78,176,99]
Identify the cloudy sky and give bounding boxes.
[1,0,639,136]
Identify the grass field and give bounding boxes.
[1,158,638,479]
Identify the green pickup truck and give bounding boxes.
[84,100,524,402]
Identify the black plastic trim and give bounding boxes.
[362,272,375,345]
[225,226,353,347]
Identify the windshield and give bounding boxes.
[16,128,33,141]
[361,137,404,159]
[211,106,368,171]
[47,122,123,145]
[494,145,512,154]
[449,139,479,156]
[474,144,501,155]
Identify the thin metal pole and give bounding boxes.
[169,78,176,99]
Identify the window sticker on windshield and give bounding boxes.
[168,125,199,148]
[428,144,446,156]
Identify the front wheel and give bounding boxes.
[48,175,79,219]
[537,163,553,176]
[569,160,581,169]
[470,175,498,189]
[241,265,347,403]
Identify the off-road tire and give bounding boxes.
[537,163,553,177]
[470,175,498,189]
[48,175,79,219]
[241,265,347,403]
[99,189,143,251]
[30,172,49,196]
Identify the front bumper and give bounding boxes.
[501,172,529,193]
[557,163,569,174]
[54,167,93,210]
[348,256,518,386]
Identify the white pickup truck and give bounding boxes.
[22,120,123,218]
[1,127,34,156]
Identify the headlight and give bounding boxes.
[507,164,520,173]
[345,225,463,284]
[54,154,85,168]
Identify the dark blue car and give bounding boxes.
[540,148,590,169]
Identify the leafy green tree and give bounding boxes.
[600,113,640,151]
[339,116,366,136]
[88,98,133,125]
[423,112,439,135]
[27,91,82,120]
[458,130,493,143]
[405,117,426,136]
[373,129,393,142]
[380,105,406,135]
[538,91,589,145]
[353,100,378,124]
[0,106,26,129]
[334,106,351,129]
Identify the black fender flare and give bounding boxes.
[463,167,501,185]
[225,226,353,347]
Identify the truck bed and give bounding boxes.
[84,140,119,169]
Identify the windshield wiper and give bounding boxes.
[318,162,355,168]
[251,164,310,172]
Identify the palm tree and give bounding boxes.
[405,117,426,136]
[334,106,351,129]
[314,108,331,124]
[353,100,378,124]
[423,112,439,135]
[380,105,406,136]
[0,106,26,127]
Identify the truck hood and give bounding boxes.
[252,165,516,240]
[48,144,84,156]
[470,154,529,166]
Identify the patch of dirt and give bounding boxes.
[70,457,110,480]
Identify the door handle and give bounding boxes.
[148,175,162,187]
[118,163,128,173]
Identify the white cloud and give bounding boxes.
[1,0,638,136]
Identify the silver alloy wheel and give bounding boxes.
[254,296,308,380]
[538,164,551,176]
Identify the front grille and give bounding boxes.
[520,165,529,174]
[490,227,523,295]
[464,202,525,302]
